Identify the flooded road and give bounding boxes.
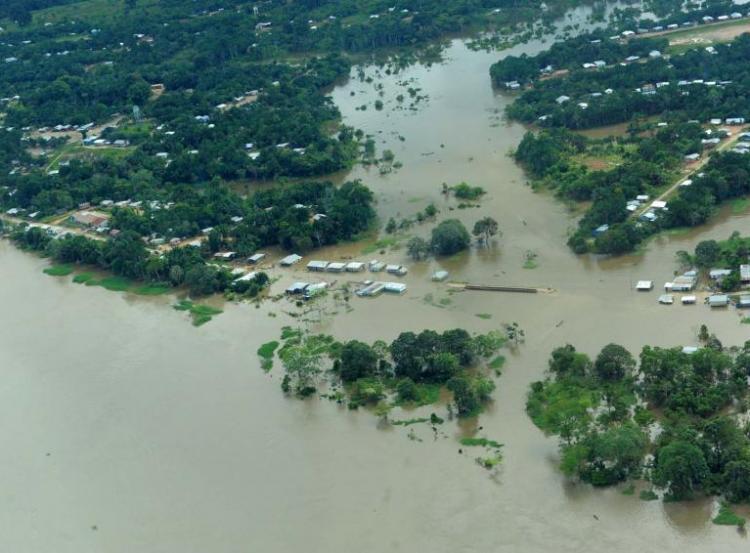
[4,8,750,553]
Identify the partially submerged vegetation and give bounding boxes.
[173,299,223,327]
[529,337,750,503]
[268,325,514,420]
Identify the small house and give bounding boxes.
[636,280,653,291]
[737,295,750,308]
[386,264,408,276]
[658,294,674,305]
[326,262,346,273]
[432,270,449,282]
[682,346,699,354]
[708,294,729,307]
[304,282,329,299]
[280,254,303,267]
[384,282,407,294]
[369,261,385,272]
[307,260,329,272]
[681,295,697,305]
[345,262,365,272]
[709,268,732,280]
[671,275,696,291]
[248,253,266,264]
[356,282,385,297]
[593,224,609,237]
[286,282,309,295]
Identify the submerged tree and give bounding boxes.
[407,236,431,261]
[472,216,499,246]
[431,219,471,256]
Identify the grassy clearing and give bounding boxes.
[475,313,492,320]
[639,490,659,501]
[621,484,635,496]
[742,317,750,325]
[173,299,223,326]
[72,272,95,284]
[460,437,503,448]
[713,503,746,527]
[43,264,73,276]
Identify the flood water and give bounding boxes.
[4,6,750,553]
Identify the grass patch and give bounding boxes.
[72,272,95,284]
[391,417,430,426]
[133,284,170,296]
[258,341,280,359]
[173,299,223,326]
[43,264,73,276]
[621,484,635,496]
[639,490,659,501]
[281,326,303,341]
[475,313,492,320]
[742,317,750,325]
[713,503,746,527]
[361,234,406,255]
[475,452,503,469]
[460,437,503,448]
[258,341,280,372]
[731,198,750,215]
[97,276,133,292]
[392,382,441,407]
[489,355,506,370]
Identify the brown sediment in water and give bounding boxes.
[5,7,750,552]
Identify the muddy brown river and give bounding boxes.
[4,7,750,552]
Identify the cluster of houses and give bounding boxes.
[638,264,750,308]
[305,259,408,276]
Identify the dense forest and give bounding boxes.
[530,337,750,506]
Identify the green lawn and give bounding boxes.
[43,264,73,276]
[174,300,223,326]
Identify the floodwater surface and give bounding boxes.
[4,7,750,553]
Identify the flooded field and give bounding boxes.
[4,6,750,553]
